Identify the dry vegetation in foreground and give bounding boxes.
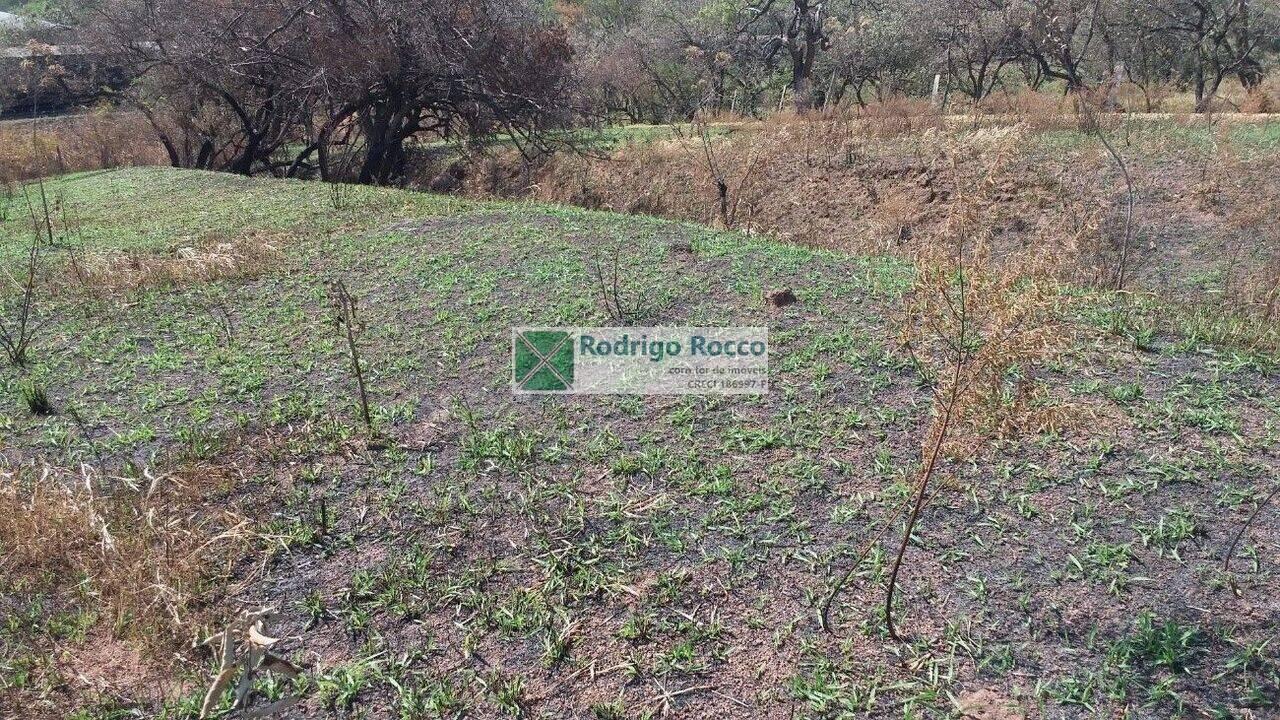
[1,0,1278,714]
[0,89,1278,718]
[0,459,255,706]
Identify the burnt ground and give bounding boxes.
[0,167,1277,720]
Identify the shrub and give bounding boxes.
[1239,88,1277,115]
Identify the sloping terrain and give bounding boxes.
[1,168,1277,719]
[460,117,1280,312]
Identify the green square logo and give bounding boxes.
[513,330,575,392]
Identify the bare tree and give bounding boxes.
[746,0,837,111]
[1007,0,1108,95]
[92,0,322,174]
[938,0,1019,105]
[92,0,583,184]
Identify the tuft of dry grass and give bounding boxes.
[0,458,257,715]
[1186,136,1280,333]
[1239,88,1277,115]
[61,233,285,297]
[850,97,945,137]
[967,88,1078,130]
[0,462,251,648]
[1221,192,1280,324]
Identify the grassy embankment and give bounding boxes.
[0,167,1277,719]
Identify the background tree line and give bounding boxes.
[5,0,1277,183]
[573,0,1279,120]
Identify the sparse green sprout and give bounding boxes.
[591,700,627,720]
[19,380,52,415]
[1111,612,1203,672]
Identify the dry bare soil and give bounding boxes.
[0,165,1277,719]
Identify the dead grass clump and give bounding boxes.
[877,125,1117,287]
[550,141,692,216]
[465,115,880,246]
[1187,141,1280,329]
[1115,81,1172,114]
[1256,74,1280,110]
[1221,191,1280,325]
[977,88,1076,130]
[1239,88,1277,115]
[866,189,923,251]
[852,97,944,137]
[476,133,730,227]
[61,233,284,296]
[0,462,251,655]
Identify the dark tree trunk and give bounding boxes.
[1194,63,1208,113]
[358,98,415,185]
[195,138,215,170]
[791,70,813,111]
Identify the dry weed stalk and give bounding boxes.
[822,143,1072,636]
[0,226,47,366]
[591,246,648,325]
[882,235,1066,639]
[0,182,15,223]
[328,279,373,432]
[1223,478,1280,597]
[1077,96,1137,290]
[329,178,352,210]
[673,112,762,230]
[1192,106,1232,212]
